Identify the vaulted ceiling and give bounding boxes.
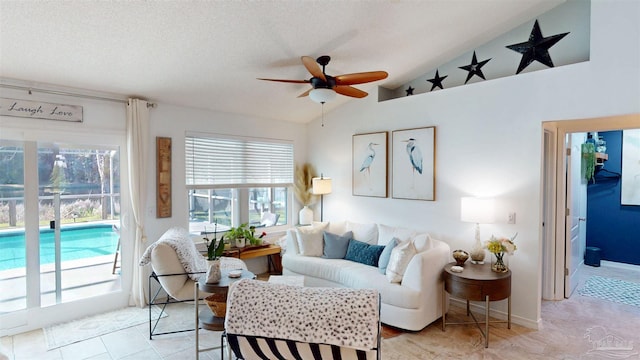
[0,0,564,123]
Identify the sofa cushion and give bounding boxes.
[412,233,433,253]
[295,226,326,257]
[378,237,398,274]
[322,231,353,259]
[377,224,416,246]
[386,240,417,283]
[344,239,385,267]
[282,254,422,309]
[345,221,378,245]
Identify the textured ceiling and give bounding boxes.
[0,0,564,123]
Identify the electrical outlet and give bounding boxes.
[508,212,516,224]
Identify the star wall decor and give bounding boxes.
[427,70,447,91]
[506,19,570,74]
[405,86,414,96]
[459,51,491,84]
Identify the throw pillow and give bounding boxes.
[344,239,385,267]
[345,221,379,245]
[377,224,416,246]
[322,231,353,259]
[378,237,399,274]
[386,240,417,283]
[295,226,325,257]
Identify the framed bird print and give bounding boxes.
[392,127,436,201]
[353,132,388,197]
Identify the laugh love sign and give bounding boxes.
[0,98,83,122]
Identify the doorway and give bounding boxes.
[541,113,640,301]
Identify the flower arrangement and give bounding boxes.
[485,233,518,255]
[485,233,517,273]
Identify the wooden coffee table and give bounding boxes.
[441,262,511,348]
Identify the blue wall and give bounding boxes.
[586,130,640,266]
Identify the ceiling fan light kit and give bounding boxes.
[258,55,388,103]
[309,88,336,103]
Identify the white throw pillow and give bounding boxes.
[295,224,328,257]
[377,224,416,246]
[345,221,378,245]
[386,240,417,283]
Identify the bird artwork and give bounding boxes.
[403,138,422,188]
[360,142,378,187]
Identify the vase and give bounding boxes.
[235,237,246,248]
[205,259,221,283]
[299,205,313,225]
[491,252,509,273]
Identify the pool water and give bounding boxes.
[0,225,118,271]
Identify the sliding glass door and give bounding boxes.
[0,140,121,317]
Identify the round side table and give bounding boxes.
[441,262,511,348]
[195,269,254,359]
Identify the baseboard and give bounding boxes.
[449,298,540,330]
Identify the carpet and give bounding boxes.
[44,306,167,350]
[578,275,640,307]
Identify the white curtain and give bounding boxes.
[126,98,150,307]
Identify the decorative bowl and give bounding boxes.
[452,249,470,266]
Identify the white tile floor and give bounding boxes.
[1,302,225,360]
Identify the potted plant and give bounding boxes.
[225,223,256,248]
[202,224,225,283]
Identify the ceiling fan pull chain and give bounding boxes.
[321,102,325,127]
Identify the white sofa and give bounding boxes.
[282,221,450,331]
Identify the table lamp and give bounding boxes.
[461,197,495,264]
[312,174,332,222]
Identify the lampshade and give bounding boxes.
[309,88,337,103]
[460,197,495,224]
[312,177,332,195]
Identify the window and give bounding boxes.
[185,134,293,233]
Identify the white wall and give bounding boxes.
[305,0,640,328]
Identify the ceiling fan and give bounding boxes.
[258,55,388,103]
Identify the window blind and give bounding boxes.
[185,134,293,188]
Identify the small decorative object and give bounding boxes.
[485,233,518,273]
[203,221,225,283]
[451,265,464,273]
[206,260,221,284]
[228,269,242,278]
[452,249,469,266]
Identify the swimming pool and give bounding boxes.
[0,224,118,271]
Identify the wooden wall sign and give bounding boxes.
[0,97,83,122]
[156,137,172,218]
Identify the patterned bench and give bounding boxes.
[224,279,381,360]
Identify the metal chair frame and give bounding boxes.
[148,270,205,340]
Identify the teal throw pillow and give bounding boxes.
[345,239,385,267]
[378,237,399,274]
[322,231,353,259]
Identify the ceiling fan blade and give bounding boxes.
[334,71,388,85]
[297,88,312,98]
[301,56,326,82]
[257,78,309,84]
[334,85,368,98]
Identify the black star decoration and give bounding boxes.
[459,51,491,84]
[427,70,447,91]
[405,86,414,96]
[506,19,569,74]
